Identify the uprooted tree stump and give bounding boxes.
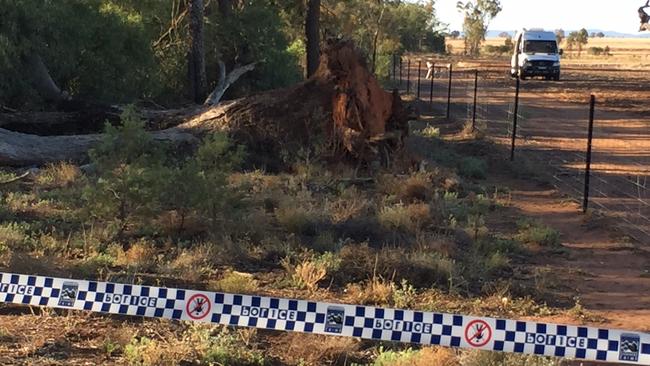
[0,40,409,167]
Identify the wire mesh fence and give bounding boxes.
[392,55,650,245]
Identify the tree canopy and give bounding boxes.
[456,0,502,56]
[0,0,445,110]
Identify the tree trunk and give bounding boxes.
[371,2,386,74]
[0,40,408,168]
[188,0,207,103]
[305,0,321,78]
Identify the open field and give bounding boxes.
[446,37,650,67]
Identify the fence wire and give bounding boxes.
[393,56,650,245]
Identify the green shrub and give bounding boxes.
[516,220,561,247]
[190,132,246,232]
[419,125,441,138]
[202,328,267,365]
[458,157,487,179]
[0,222,31,248]
[83,107,244,237]
[587,47,604,56]
[275,204,320,235]
[84,107,167,233]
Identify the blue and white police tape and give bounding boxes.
[0,272,648,365]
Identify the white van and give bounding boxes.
[511,29,562,81]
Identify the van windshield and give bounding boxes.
[524,40,558,54]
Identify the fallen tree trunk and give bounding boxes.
[0,128,196,166]
[0,40,408,167]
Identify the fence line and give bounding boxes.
[392,55,650,245]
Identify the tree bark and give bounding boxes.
[204,62,256,105]
[371,2,386,74]
[0,40,408,168]
[305,0,321,78]
[24,53,69,103]
[188,0,207,103]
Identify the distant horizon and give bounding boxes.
[433,0,650,36]
[483,29,650,39]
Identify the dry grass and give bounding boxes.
[210,270,259,294]
[276,333,360,365]
[346,276,395,305]
[162,244,216,282]
[35,162,81,188]
[281,253,340,292]
[275,191,322,234]
[0,223,28,247]
[325,186,371,223]
[113,239,158,271]
[378,202,432,233]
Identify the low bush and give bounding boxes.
[211,271,259,295]
[378,203,431,233]
[516,220,561,247]
[458,157,488,179]
[281,252,341,291]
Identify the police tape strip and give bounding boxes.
[0,272,648,365]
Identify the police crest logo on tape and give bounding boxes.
[620,333,640,362]
[58,282,78,307]
[325,306,344,334]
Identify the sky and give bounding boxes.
[435,0,644,33]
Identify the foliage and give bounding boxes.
[0,0,446,107]
[0,0,301,108]
[202,328,267,365]
[281,252,341,291]
[516,220,561,247]
[483,37,513,56]
[84,107,167,233]
[456,0,502,56]
[84,106,244,237]
[0,0,157,107]
[458,157,488,179]
[192,132,246,231]
[566,29,589,56]
[555,29,565,46]
[206,1,302,94]
[419,124,441,138]
[588,46,610,56]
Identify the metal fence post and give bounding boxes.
[416,60,422,99]
[472,69,478,131]
[392,54,397,82]
[399,56,403,87]
[446,64,453,119]
[429,63,435,110]
[510,76,521,161]
[583,95,596,213]
[406,58,411,94]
